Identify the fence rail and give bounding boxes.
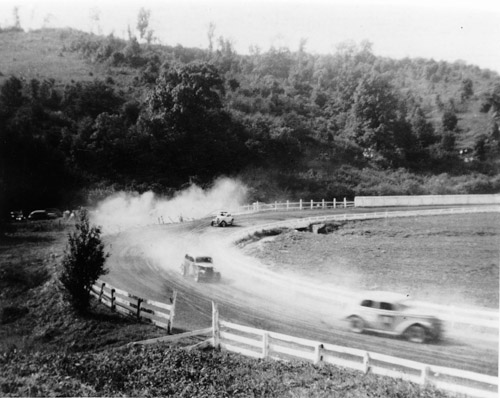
[90,281,177,333]
[208,303,498,398]
[234,198,355,213]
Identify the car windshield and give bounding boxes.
[196,257,212,263]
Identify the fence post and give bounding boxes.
[136,298,143,319]
[300,199,303,210]
[314,344,323,365]
[420,366,430,385]
[363,352,371,374]
[99,282,106,303]
[333,198,336,208]
[262,332,269,359]
[111,289,116,311]
[168,290,178,334]
[286,200,289,211]
[275,201,278,211]
[344,197,347,208]
[212,302,220,349]
[322,199,325,209]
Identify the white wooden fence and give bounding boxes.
[235,198,354,213]
[90,281,177,333]
[200,302,498,398]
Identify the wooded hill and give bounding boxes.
[1,28,499,215]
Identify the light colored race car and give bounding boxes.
[180,253,221,283]
[210,211,234,227]
[345,291,442,343]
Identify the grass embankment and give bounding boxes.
[0,220,450,397]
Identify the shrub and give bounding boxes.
[60,210,109,313]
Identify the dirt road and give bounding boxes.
[102,210,499,376]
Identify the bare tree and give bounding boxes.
[137,7,154,43]
[207,22,216,54]
[12,7,21,30]
[89,8,102,35]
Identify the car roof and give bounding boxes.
[185,253,213,259]
[360,291,409,303]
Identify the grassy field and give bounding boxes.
[0,29,98,86]
[243,212,500,308]
[0,218,456,397]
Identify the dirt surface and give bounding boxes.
[241,213,500,308]
[102,209,499,376]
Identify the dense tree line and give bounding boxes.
[1,30,500,218]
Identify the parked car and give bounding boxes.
[180,253,221,283]
[45,208,62,219]
[211,211,234,227]
[10,210,25,221]
[28,210,50,220]
[345,291,442,343]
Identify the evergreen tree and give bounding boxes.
[60,210,109,313]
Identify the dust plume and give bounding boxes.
[91,177,248,233]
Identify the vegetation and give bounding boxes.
[0,218,454,397]
[60,210,109,313]
[1,345,450,397]
[0,28,499,223]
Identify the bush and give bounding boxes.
[59,210,109,313]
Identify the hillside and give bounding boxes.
[1,28,499,219]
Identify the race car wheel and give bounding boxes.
[220,221,227,227]
[349,316,364,333]
[406,325,426,344]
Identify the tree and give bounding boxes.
[349,73,409,165]
[136,8,154,44]
[60,210,109,313]
[12,6,22,30]
[442,109,458,131]
[207,22,216,54]
[460,78,474,102]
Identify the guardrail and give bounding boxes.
[90,281,177,333]
[196,303,497,398]
[229,206,500,331]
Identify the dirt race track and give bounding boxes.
[101,209,499,377]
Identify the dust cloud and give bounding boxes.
[90,177,248,234]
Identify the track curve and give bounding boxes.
[101,210,498,376]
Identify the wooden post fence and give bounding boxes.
[212,302,220,349]
[169,291,178,333]
[136,298,143,319]
[363,352,371,374]
[262,332,270,358]
[91,281,178,334]
[98,282,105,303]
